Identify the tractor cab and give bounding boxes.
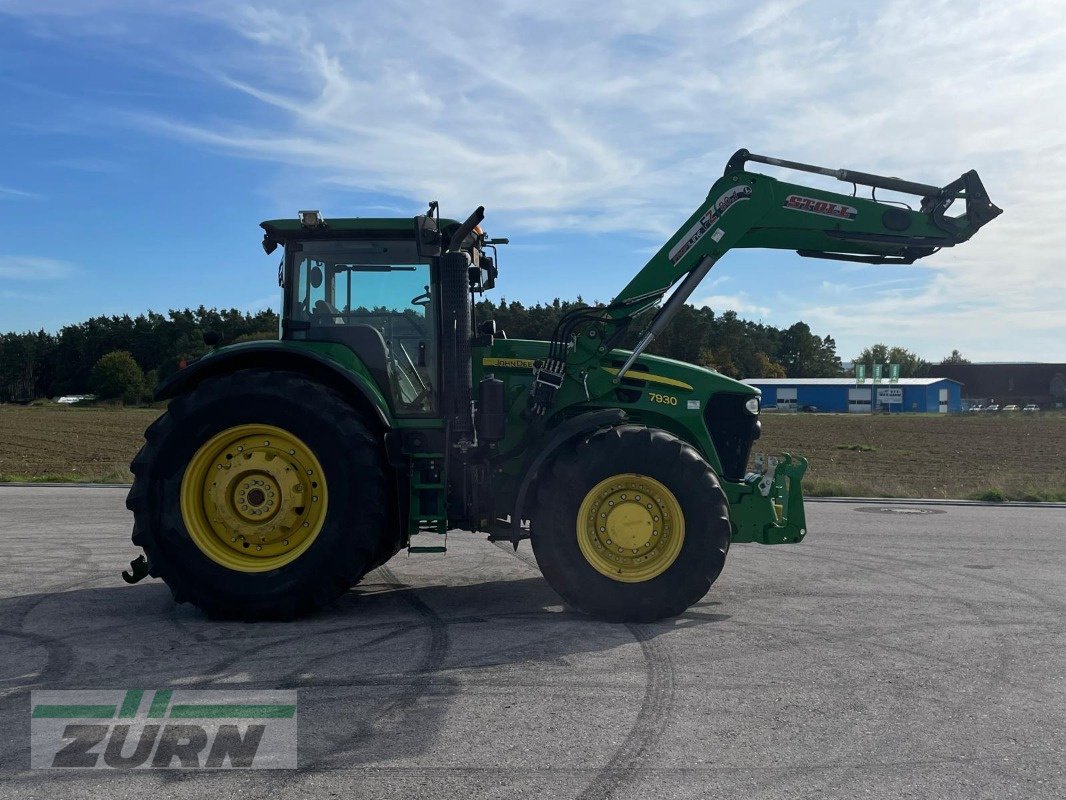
[264,213,452,416]
[263,207,502,419]
[286,237,436,414]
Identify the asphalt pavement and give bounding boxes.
[0,486,1062,799]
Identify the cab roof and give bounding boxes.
[260,216,460,241]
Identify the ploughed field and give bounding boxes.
[0,404,159,483]
[757,410,1066,501]
[1,403,1063,500]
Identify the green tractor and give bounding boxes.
[123,150,1000,621]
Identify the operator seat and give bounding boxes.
[308,319,392,398]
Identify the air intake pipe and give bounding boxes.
[439,206,484,445]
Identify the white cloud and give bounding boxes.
[0,184,41,200]
[0,256,73,280]
[4,1,1066,358]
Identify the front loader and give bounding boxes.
[124,149,1000,621]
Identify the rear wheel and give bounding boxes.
[127,369,394,620]
[530,425,731,622]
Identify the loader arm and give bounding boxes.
[605,148,1001,376]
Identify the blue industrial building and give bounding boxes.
[742,378,963,413]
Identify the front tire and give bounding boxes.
[530,425,731,622]
[126,369,393,620]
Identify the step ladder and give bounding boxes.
[407,453,448,554]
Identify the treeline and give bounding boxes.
[479,298,841,379]
[0,300,843,402]
[1,308,279,402]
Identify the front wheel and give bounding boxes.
[530,425,731,622]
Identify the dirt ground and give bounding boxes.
[758,410,1066,500]
[1,404,1063,500]
[0,404,160,482]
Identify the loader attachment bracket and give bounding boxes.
[925,169,1002,241]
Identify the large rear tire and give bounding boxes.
[530,425,731,622]
[127,369,394,620]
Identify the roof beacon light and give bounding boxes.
[298,210,324,227]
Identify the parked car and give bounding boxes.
[985,404,1000,412]
[1023,403,1040,412]
[968,404,984,413]
[1002,404,1020,412]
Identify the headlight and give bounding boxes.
[744,397,760,415]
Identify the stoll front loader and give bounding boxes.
[123,150,1000,621]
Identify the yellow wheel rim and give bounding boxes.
[180,424,328,573]
[576,473,685,583]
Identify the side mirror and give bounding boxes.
[468,255,497,293]
[309,265,323,288]
[482,254,498,290]
[415,213,442,257]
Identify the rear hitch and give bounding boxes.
[121,554,151,584]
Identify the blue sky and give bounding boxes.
[1,0,1063,361]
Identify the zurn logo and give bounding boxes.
[30,689,297,769]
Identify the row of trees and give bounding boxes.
[850,344,971,378]
[0,298,966,403]
[0,307,278,402]
[478,299,842,379]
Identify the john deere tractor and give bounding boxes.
[124,150,1000,621]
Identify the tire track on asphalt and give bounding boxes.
[297,564,452,771]
[829,539,1066,612]
[745,543,1022,797]
[493,541,676,800]
[0,564,104,767]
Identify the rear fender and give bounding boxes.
[156,343,392,429]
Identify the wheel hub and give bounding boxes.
[180,424,328,573]
[576,473,685,583]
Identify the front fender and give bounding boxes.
[509,409,628,543]
[156,342,392,428]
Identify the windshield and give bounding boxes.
[286,239,436,415]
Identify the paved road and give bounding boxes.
[0,487,1062,799]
